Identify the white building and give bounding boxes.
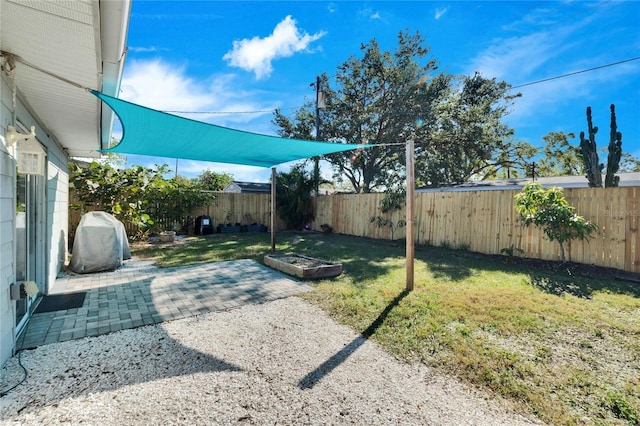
[223,181,272,194]
[416,173,640,193]
[0,0,130,366]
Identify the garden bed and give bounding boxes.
[218,225,242,233]
[264,254,342,279]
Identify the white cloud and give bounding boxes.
[467,30,577,82]
[119,59,274,127]
[435,7,448,20]
[510,59,638,123]
[176,159,272,182]
[359,8,383,21]
[116,59,288,181]
[222,15,326,80]
[128,46,168,53]
[120,59,213,111]
[464,13,597,127]
[500,8,558,31]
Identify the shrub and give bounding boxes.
[514,182,597,262]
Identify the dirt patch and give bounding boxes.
[277,255,327,268]
[510,256,639,281]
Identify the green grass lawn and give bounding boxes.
[132,232,640,425]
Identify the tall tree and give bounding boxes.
[274,31,447,193]
[536,131,583,177]
[274,32,524,191]
[416,73,524,187]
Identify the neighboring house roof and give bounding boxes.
[224,181,272,193]
[0,0,131,157]
[416,172,640,193]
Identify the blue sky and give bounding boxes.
[119,0,640,183]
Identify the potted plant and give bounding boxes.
[218,211,242,233]
[159,230,176,242]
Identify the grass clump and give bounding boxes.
[132,232,640,425]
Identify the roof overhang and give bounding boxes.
[1,0,131,157]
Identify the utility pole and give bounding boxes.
[531,162,537,181]
[313,75,324,196]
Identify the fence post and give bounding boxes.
[406,139,415,291]
[271,167,276,252]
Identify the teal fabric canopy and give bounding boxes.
[94,90,368,168]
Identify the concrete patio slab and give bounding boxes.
[18,259,311,350]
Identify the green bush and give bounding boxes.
[514,182,597,262]
[70,162,214,238]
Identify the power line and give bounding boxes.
[510,56,640,90]
[165,57,640,115]
[163,106,299,115]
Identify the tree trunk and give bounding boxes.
[558,242,566,263]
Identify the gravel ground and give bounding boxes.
[1,297,542,425]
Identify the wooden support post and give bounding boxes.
[271,167,276,253]
[406,139,415,291]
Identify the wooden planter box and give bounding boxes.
[247,224,267,232]
[264,254,342,279]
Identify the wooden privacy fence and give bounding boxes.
[69,193,285,238]
[190,193,285,230]
[312,187,640,274]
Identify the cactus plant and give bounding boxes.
[605,104,622,188]
[579,107,604,187]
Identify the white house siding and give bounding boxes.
[0,72,70,366]
[0,70,17,364]
[0,146,15,365]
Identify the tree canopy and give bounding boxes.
[417,72,530,186]
[535,131,584,177]
[273,30,529,192]
[194,169,234,191]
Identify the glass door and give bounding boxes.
[15,169,46,334]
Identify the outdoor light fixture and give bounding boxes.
[18,137,46,175]
[4,125,46,175]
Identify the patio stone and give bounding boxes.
[17,260,311,349]
[17,259,311,350]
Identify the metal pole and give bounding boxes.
[271,167,276,253]
[314,75,321,196]
[405,139,415,291]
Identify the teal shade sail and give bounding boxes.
[93,91,369,168]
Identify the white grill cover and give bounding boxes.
[70,212,131,274]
